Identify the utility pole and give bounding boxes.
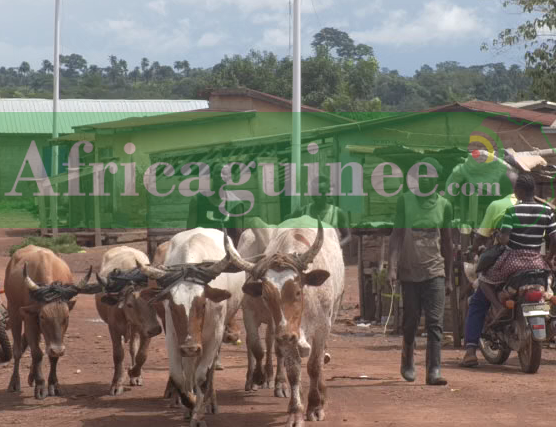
[51,0,61,237]
[291,0,301,214]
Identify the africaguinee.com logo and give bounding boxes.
[3,140,505,224]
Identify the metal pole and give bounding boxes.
[51,0,61,237]
[291,0,301,213]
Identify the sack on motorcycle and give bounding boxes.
[476,245,506,274]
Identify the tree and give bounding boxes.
[484,0,556,99]
[18,61,31,76]
[174,60,190,76]
[40,59,54,74]
[312,27,356,59]
[60,53,87,77]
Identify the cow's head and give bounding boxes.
[21,264,93,358]
[138,255,232,358]
[226,220,329,348]
[96,271,163,338]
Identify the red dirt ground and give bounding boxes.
[1,235,555,427]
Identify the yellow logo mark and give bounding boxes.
[469,135,495,163]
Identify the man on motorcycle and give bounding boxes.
[461,172,556,367]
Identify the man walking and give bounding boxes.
[388,157,453,386]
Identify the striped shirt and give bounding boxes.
[501,202,556,251]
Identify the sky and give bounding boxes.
[0,0,533,76]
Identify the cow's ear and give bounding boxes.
[242,281,263,297]
[303,270,330,287]
[205,286,232,303]
[67,300,77,311]
[20,304,41,316]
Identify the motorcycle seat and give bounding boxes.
[505,269,551,291]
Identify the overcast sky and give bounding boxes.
[0,0,531,76]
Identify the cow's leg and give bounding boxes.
[129,334,150,386]
[109,325,125,396]
[47,356,62,396]
[129,330,139,368]
[7,314,23,393]
[26,323,47,400]
[263,321,274,389]
[275,344,290,398]
[243,311,264,391]
[205,361,218,415]
[285,346,304,427]
[306,338,326,422]
[190,369,209,427]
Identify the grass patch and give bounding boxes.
[0,198,39,216]
[10,234,83,256]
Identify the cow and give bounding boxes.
[225,216,345,426]
[138,228,245,426]
[5,245,92,399]
[94,246,163,396]
[236,225,287,394]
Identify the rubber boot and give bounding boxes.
[425,338,447,386]
[400,340,415,382]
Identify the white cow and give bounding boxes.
[227,216,344,427]
[139,228,245,427]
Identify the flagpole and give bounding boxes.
[51,0,61,236]
[291,0,301,214]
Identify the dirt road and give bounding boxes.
[1,239,555,427]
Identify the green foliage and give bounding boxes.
[0,27,536,111]
[484,0,556,99]
[9,234,82,256]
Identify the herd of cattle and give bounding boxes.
[2,216,345,427]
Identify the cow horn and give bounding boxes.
[96,273,108,288]
[204,233,232,277]
[136,260,167,280]
[223,228,256,273]
[23,262,40,291]
[77,266,93,288]
[298,218,324,268]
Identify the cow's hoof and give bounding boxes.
[110,385,124,396]
[262,379,274,389]
[253,368,265,386]
[8,375,21,393]
[34,383,48,400]
[307,408,325,421]
[130,376,143,386]
[28,371,35,387]
[206,401,219,414]
[324,352,331,364]
[275,382,290,398]
[286,413,304,427]
[48,383,62,396]
[189,417,207,427]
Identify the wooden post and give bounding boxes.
[450,265,462,348]
[357,234,365,320]
[93,148,102,247]
[38,180,47,236]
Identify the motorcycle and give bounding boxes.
[478,269,554,374]
[0,289,12,363]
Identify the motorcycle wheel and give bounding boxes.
[479,338,511,365]
[0,321,12,363]
[518,334,542,374]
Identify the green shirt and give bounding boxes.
[477,193,517,238]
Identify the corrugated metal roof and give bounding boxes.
[0,98,209,134]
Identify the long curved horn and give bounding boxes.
[77,266,93,288]
[136,260,167,280]
[203,232,232,276]
[298,218,324,268]
[223,228,256,273]
[23,262,40,291]
[96,273,108,288]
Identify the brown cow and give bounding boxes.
[95,246,162,396]
[5,245,91,399]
